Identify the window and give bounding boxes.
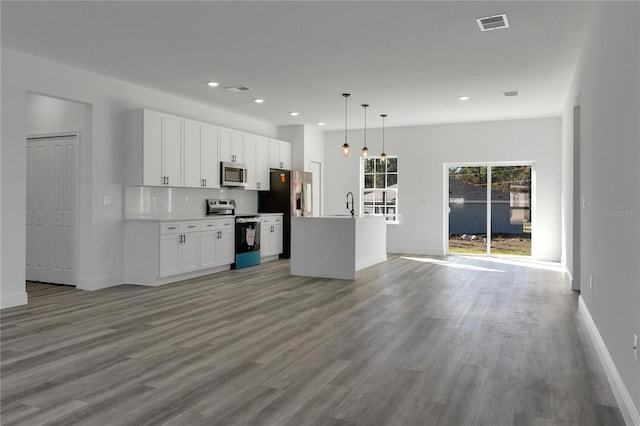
[362,156,398,223]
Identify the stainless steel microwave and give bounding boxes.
[220,162,247,187]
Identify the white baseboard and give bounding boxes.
[579,296,640,426]
[77,274,124,291]
[387,247,444,256]
[356,253,387,272]
[0,291,28,309]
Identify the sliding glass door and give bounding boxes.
[448,164,532,256]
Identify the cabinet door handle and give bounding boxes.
[188,225,196,229]
[280,162,283,168]
[167,176,170,186]
[168,226,177,230]
[257,182,261,189]
[204,179,207,186]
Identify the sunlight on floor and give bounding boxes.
[401,256,505,272]
[455,255,565,272]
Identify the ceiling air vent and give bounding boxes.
[477,13,509,31]
[223,86,253,93]
[503,90,520,97]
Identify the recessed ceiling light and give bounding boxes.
[207,81,219,87]
[254,98,264,104]
[459,96,470,101]
[290,112,299,116]
[317,122,326,126]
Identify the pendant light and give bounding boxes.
[380,114,387,163]
[361,104,369,157]
[341,93,351,157]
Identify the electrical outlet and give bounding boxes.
[589,275,593,289]
[634,334,638,361]
[103,196,112,206]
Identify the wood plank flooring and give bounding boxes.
[1,254,624,425]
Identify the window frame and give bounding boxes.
[360,155,399,224]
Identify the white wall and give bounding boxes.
[561,2,640,418]
[124,186,258,217]
[1,47,278,306]
[278,125,325,172]
[324,117,562,261]
[278,125,304,171]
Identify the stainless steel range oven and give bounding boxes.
[234,215,261,269]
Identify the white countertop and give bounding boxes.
[297,214,385,220]
[125,214,233,222]
[257,212,285,217]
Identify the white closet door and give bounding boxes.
[26,135,78,286]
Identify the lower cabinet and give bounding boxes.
[260,215,284,258]
[125,218,234,286]
[200,218,235,269]
[159,223,201,277]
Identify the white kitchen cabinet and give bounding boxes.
[255,135,270,191]
[200,220,218,269]
[260,215,284,259]
[125,218,233,286]
[159,221,200,277]
[185,120,220,188]
[127,109,184,187]
[216,219,236,265]
[220,127,244,163]
[200,218,235,268]
[269,139,291,170]
[244,133,257,190]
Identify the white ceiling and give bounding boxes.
[1,1,592,130]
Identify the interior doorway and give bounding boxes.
[447,163,532,256]
[26,133,79,286]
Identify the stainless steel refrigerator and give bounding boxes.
[258,170,312,258]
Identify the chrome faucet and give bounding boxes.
[346,192,355,218]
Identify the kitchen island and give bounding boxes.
[290,215,387,280]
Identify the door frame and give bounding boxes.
[26,131,80,286]
[444,161,535,256]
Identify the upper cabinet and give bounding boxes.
[127,109,184,187]
[244,133,257,190]
[255,136,270,191]
[245,134,270,191]
[220,128,244,164]
[128,108,273,191]
[269,139,292,170]
[185,119,220,188]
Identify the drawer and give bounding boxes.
[180,221,200,233]
[160,222,181,234]
[201,220,218,230]
[217,219,235,230]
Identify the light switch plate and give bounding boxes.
[103,196,112,206]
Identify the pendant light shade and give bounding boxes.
[361,104,369,158]
[341,93,351,157]
[380,114,387,163]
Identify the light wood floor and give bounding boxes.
[1,255,623,425]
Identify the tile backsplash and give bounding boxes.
[125,186,258,217]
